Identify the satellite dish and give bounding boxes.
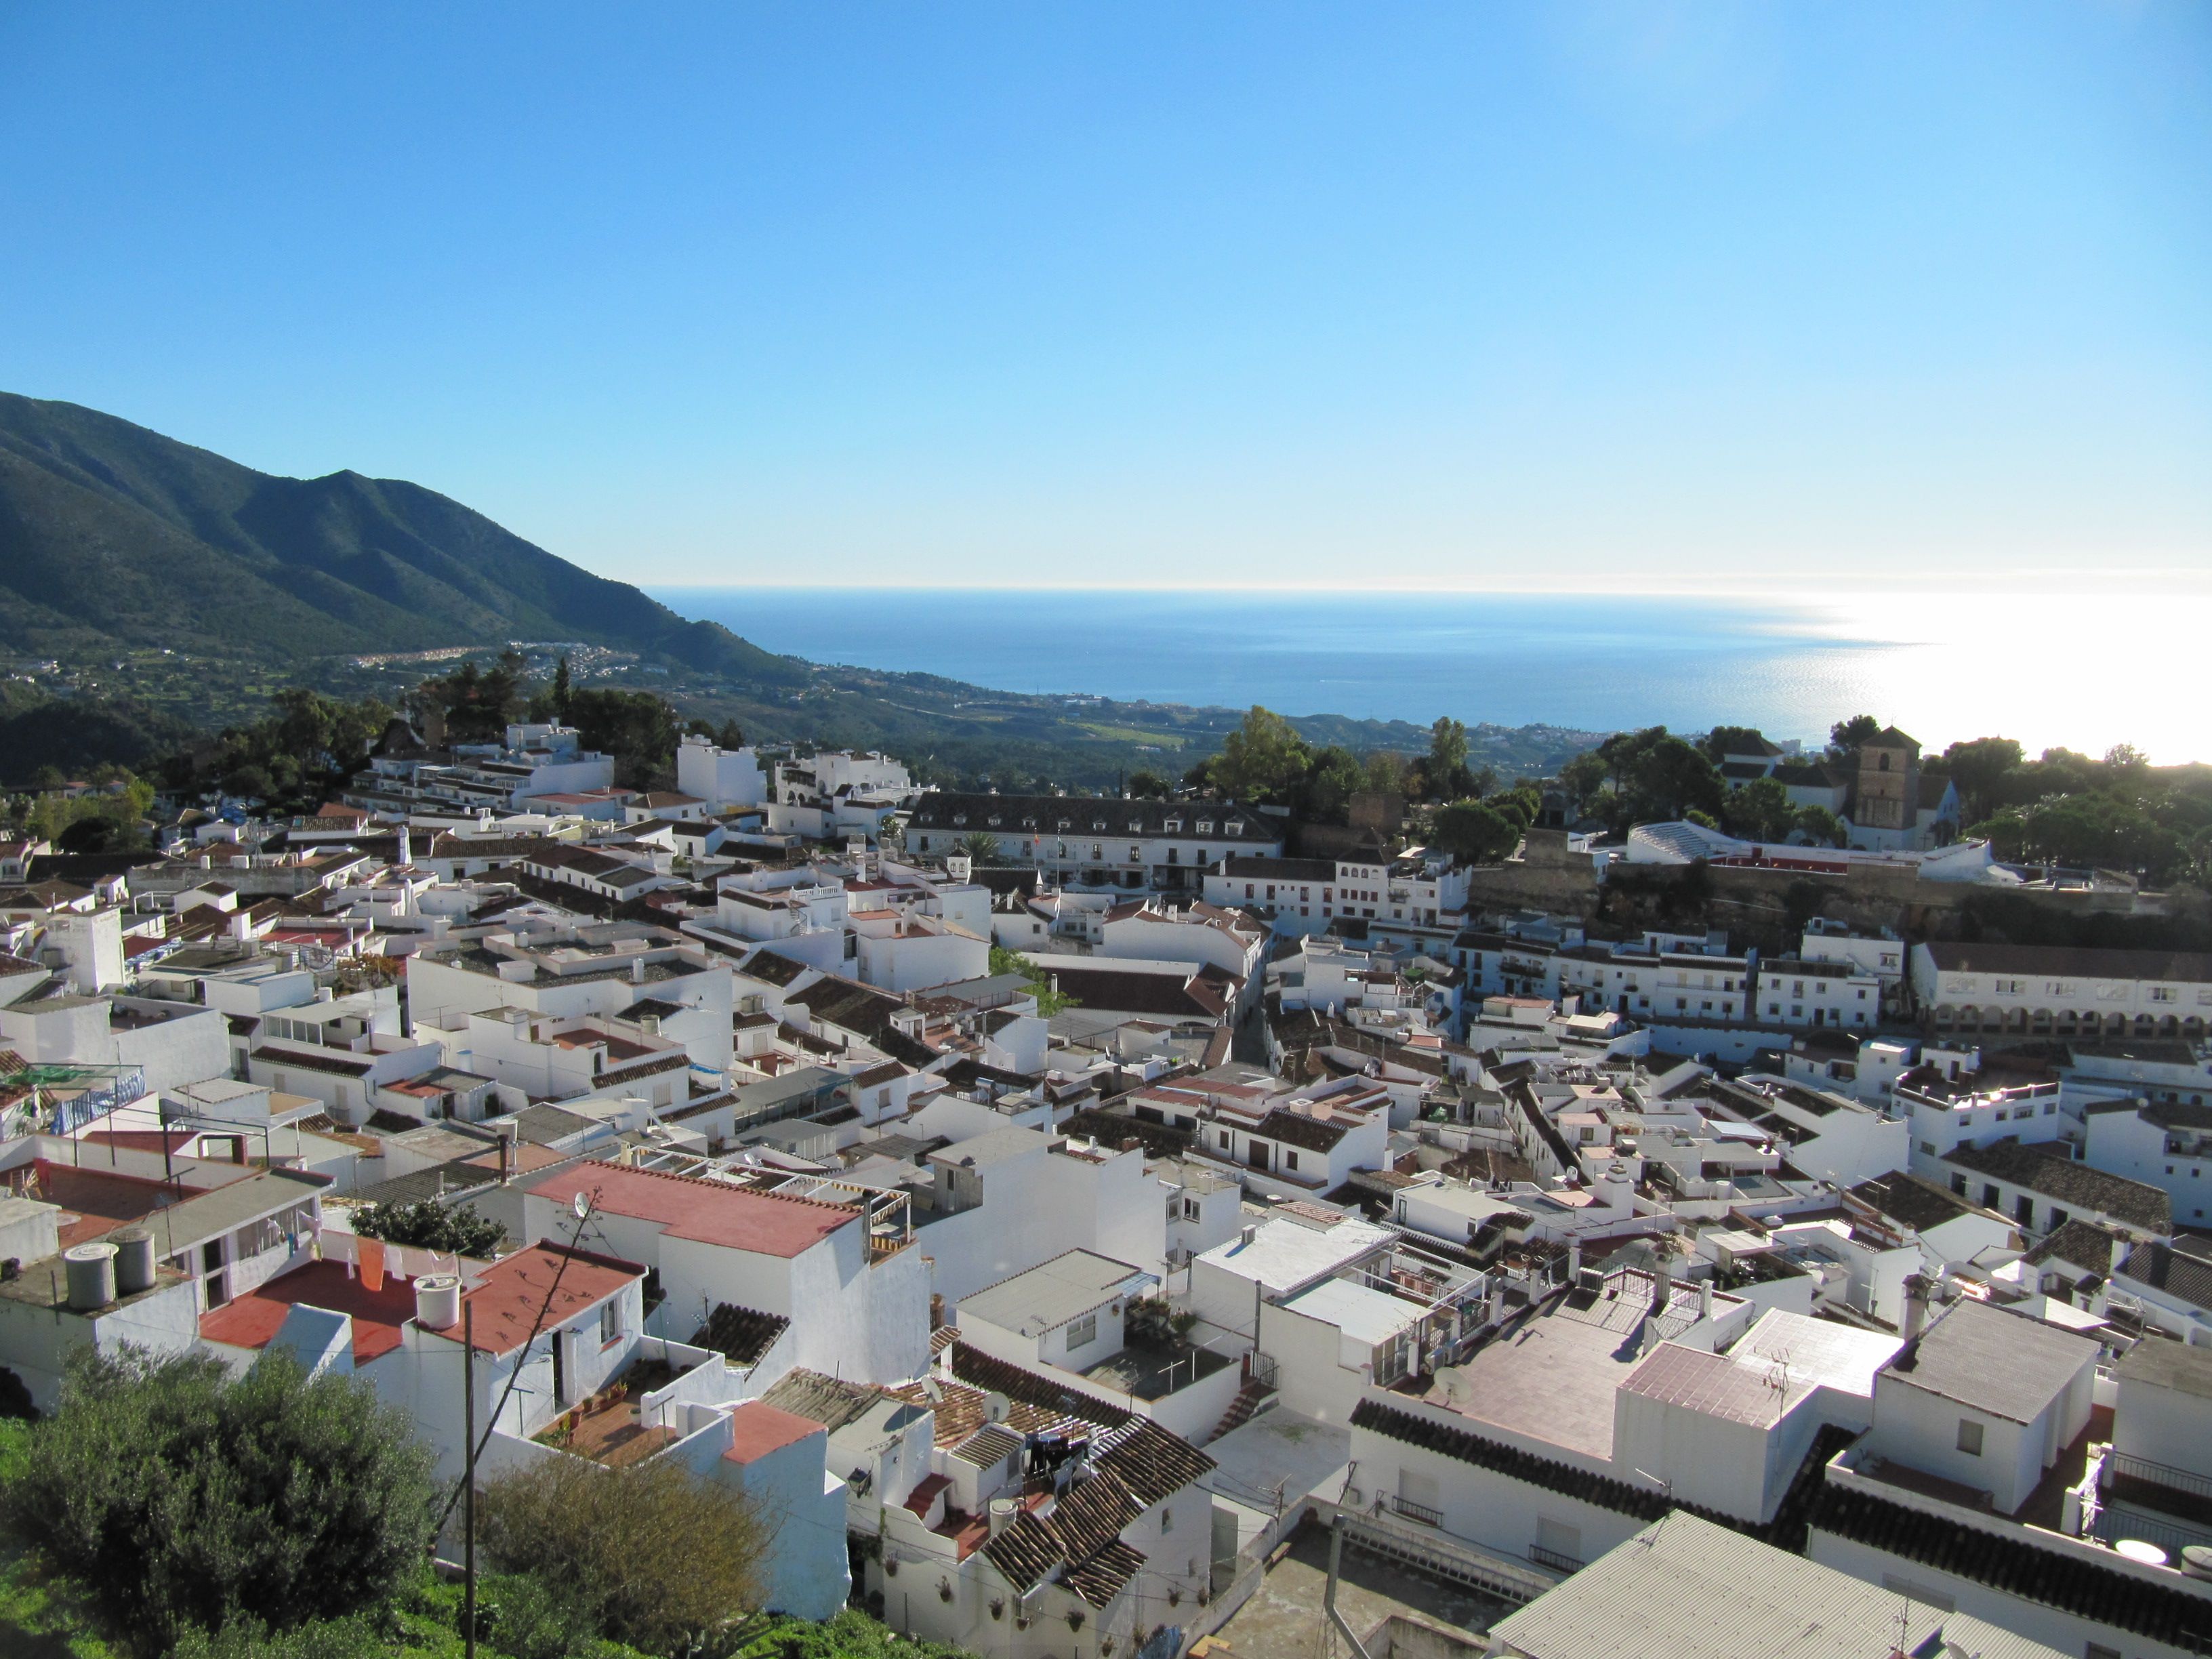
[573,1191,590,1222]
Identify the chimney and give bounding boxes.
[1568,1237,1582,1279]
[1698,1279,1714,1320]
[1902,1273,1931,1342]
[396,823,412,867]
[631,957,645,984]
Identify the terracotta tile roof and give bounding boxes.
[1942,1140,2171,1233]
[1808,1482,2212,1645]
[947,1341,1136,1429]
[690,1302,793,1367]
[1065,1539,1147,1609]
[1093,1416,1216,1508]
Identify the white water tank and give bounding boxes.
[987,1498,1019,1539]
[64,1242,117,1311]
[415,1273,462,1330]
[110,1226,156,1295]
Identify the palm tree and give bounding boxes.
[957,830,1001,865]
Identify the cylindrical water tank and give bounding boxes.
[110,1226,156,1295]
[415,1273,462,1330]
[64,1242,118,1311]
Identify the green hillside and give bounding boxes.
[0,392,803,682]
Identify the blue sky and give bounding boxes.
[3,3,2207,592]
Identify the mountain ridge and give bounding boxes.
[0,391,804,683]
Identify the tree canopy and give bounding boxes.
[350,1197,504,1258]
[1,1347,436,1649]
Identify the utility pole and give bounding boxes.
[464,1302,477,1659]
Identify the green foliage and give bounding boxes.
[170,1614,393,1659]
[152,687,394,808]
[564,689,682,791]
[1699,725,1770,764]
[1428,800,1522,865]
[1423,716,1473,800]
[478,1454,771,1656]
[415,657,527,745]
[988,946,1078,1017]
[955,831,1000,865]
[1297,745,1365,825]
[1724,777,1797,842]
[1207,706,1311,804]
[1828,714,1882,757]
[1793,804,1847,848]
[1125,769,1169,800]
[0,392,804,686]
[0,1347,436,1651]
[735,1609,976,1659]
[1938,736,2024,822]
[350,1198,504,1258]
[0,1542,119,1658]
[1576,726,1725,829]
[12,777,156,850]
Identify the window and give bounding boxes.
[600,1299,621,1345]
[1160,1504,1173,1534]
[1065,1312,1098,1350]
[1957,1418,1984,1456]
[2152,986,2177,1003]
[1218,1130,1231,1149]
[1286,1151,1298,1171]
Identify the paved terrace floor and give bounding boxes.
[1208,1517,1506,1659]
[1411,1277,1698,1462]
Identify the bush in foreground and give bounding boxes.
[480,1454,771,1655]
[0,1347,436,1650]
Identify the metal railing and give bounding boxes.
[2106,1450,2212,1507]
[1527,1543,1585,1574]
[1389,1494,1444,1528]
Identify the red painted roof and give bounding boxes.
[443,1242,644,1359]
[526,1162,856,1259]
[198,1260,417,1364]
[722,1399,825,1466]
[21,1161,168,1247]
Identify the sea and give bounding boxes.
[651,587,2205,763]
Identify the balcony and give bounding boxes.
[1389,1494,1444,1529]
[1526,1543,1584,1574]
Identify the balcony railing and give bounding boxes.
[1389,1494,1444,1528]
[2106,1450,2212,1507]
[1527,1543,1584,1574]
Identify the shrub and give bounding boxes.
[478,1454,771,1654]
[736,1608,979,1658]
[350,1196,505,1257]
[0,1347,436,1650]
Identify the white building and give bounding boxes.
[1912,941,2212,1042]
[675,733,769,810]
[520,1159,929,1387]
[905,794,1284,897]
[1750,956,1881,1031]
